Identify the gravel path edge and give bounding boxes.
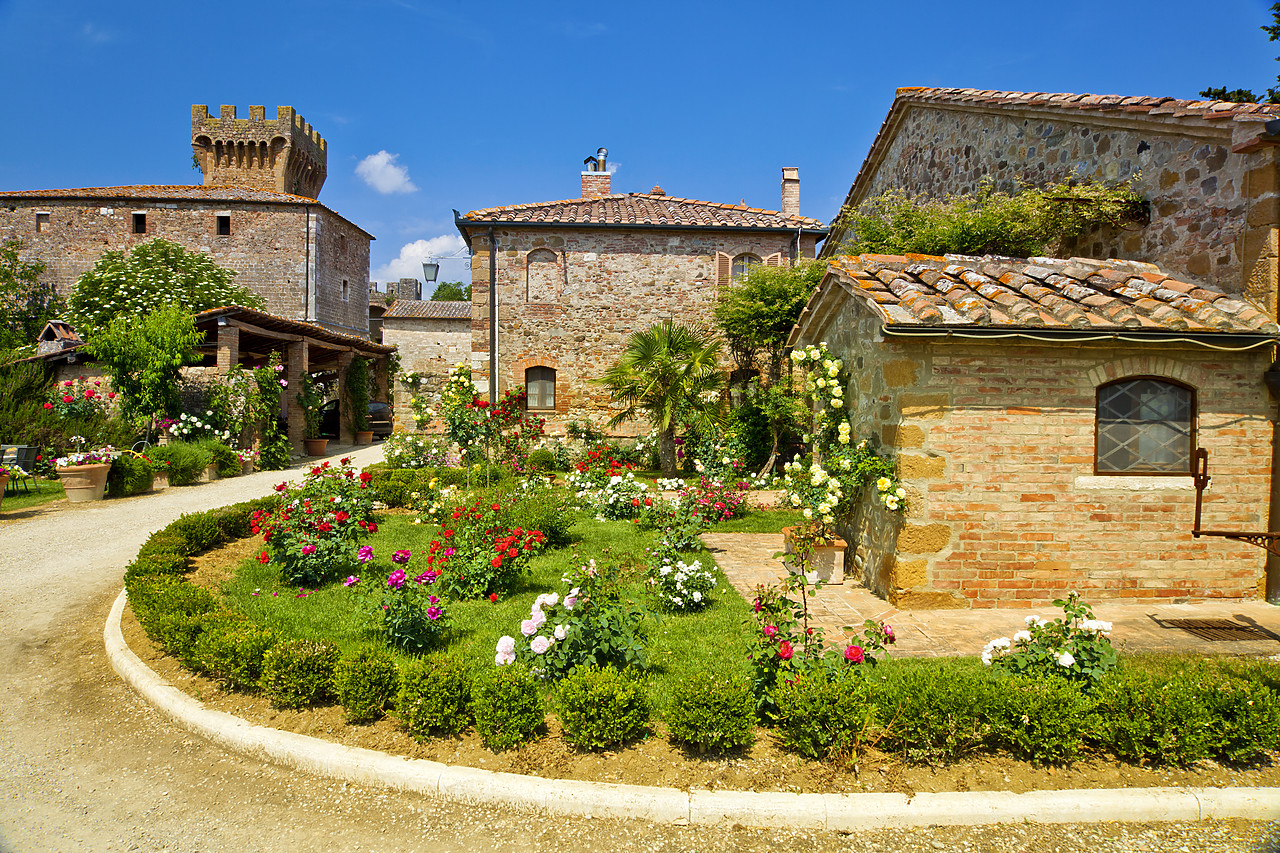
[105,588,1280,830]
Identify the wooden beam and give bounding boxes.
[226,318,303,343]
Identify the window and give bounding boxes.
[132,213,147,234]
[216,214,231,236]
[732,253,761,280]
[1096,378,1194,474]
[526,249,559,302]
[526,366,556,410]
[36,212,49,233]
[342,279,350,302]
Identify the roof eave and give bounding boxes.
[455,217,828,238]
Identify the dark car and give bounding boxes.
[318,400,393,440]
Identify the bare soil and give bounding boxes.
[120,537,1280,798]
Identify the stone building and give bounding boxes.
[0,105,373,339]
[824,88,1280,315]
[790,252,1280,608]
[453,153,827,432]
[380,299,472,430]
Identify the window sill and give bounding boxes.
[1074,475,1195,492]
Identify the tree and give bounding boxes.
[430,281,471,301]
[0,240,62,354]
[714,260,822,384]
[68,238,263,335]
[595,320,725,475]
[85,304,202,426]
[1200,4,1280,103]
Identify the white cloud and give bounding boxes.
[355,151,418,194]
[372,235,468,283]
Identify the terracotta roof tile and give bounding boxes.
[383,300,472,320]
[458,192,823,231]
[826,254,1280,336]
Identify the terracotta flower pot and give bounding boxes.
[151,470,169,492]
[781,525,848,585]
[240,460,254,476]
[0,473,8,510]
[303,438,329,456]
[59,463,111,503]
[354,430,374,446]
[198,464,220,483]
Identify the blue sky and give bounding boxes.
[1,0,1276,290]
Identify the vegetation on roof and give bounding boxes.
[836,180,1146,259]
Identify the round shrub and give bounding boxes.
[194,621,277,691]
[556,665,650,751]
[395,654,472,737]
[129,576,216,644]
[148,441,211,486]
[1089,668,1215,767]
[261,639,340,709]
[992,675,1089,766]
[525,448,555,472]
[334,647,401,724]
[870,663,999,764]
[107,452,154,497]
[194,438,240,477]
[774,669,875,760]
[472,664,543,751]
[1196,671,1280,764]
[665,670,756,752]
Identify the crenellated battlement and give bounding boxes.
[192,104,327,199]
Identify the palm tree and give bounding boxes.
[595,320,725,475]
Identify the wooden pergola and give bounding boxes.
[193,306,396,450]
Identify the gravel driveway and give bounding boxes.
[0,447,1275,852]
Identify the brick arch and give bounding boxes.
[512,355,561,374]
[1084,354,1211,392]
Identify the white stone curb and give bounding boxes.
[106,589,1280,829]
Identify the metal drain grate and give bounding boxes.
[1161,618,1272,642]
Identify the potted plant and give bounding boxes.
[55,447,116,502]
[347,356,374,445]
[151,458,171,491]
[237,448,257,476]
[297,374,328,456]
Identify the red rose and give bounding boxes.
[334,511,349,523]
[62,395,72,403]
[367,522,378,533]
[778,641,793,661]
[43,403,52,409]
[258,551,270,564]
[489,593,498,603]
[491,556,502,567]
[360,471,372,484]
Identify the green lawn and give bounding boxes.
[0,479,66,514]
[217,506,810,714]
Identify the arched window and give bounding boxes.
[526,249,560,302]
[731,253,761,281]
[1096,378,1194,474]
[526,366,556,410]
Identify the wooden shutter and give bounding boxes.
[764,252,783,267]
[716,252,731,287]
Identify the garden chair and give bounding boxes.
[2,446,35,495]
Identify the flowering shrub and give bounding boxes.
[686,425,749,483]
[748,569,894,719]
[171,409,233,444]
[495,555,650,680]
[434,363,546,470]
[439,491,547,598]
[646,545,717,612]
[251,458,375,587]
[783,342,906,528]
[637,494,706,551]
[355,548,448,652]
[383,432,453,469]
[981,592,1117,686]
[44,377,112,420]
[678,475,748,523]
[568,443,635,489]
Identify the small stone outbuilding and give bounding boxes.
[789,252,1280,608]
[380,299,472,430]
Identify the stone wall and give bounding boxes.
[806,297,1272,608]
[0,199,370,338]
[854,102,1279,313]
[467,226,821,434]
[383,316,471,431]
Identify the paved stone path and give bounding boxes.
[702,532,1280,658]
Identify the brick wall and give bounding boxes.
[855,103,1279,313]
[0,198,371,337]
[805,296,1272,608]
[468,226,821,433]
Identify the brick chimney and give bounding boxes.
[581,147,612,199]
[781,167,800,217]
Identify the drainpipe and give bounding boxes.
[489,226,498,405]
[304,205,313,321]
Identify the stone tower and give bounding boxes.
[191,105,327,199]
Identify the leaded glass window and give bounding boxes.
[1096,378,1193,474]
